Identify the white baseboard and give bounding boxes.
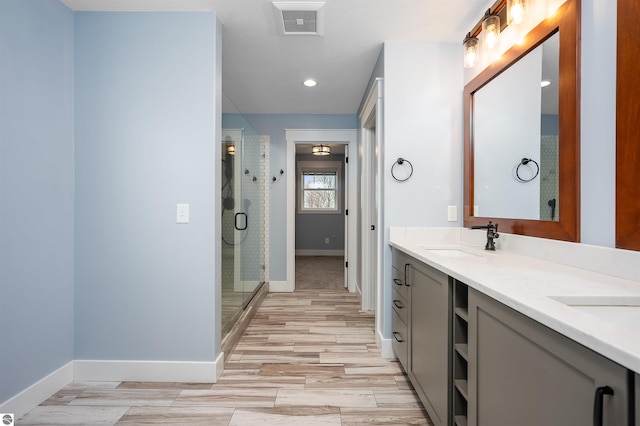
[1,355,225,420]
[74,357,222,383]
[353,279,362,296]
[268,280,294,292]
[0,361,74,419]
[377,329,396,359]
[295,249,344,256]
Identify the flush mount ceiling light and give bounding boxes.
[272,2,325,36]
[312,145,330,156]
[303,78,318,87]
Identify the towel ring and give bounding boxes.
[391,158,413,182]
[515,158,539,182]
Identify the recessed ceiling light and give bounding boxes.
[303,79,317,87]
[541,80,551,87]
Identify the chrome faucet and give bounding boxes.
[470,221,499,251]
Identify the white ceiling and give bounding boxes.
[61,0,491,114]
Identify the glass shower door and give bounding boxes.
[221,129,267,338]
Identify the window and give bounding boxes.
[297,161,342,214]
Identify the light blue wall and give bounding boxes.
[224,114,358,282]
[541,114,559,136]
[74,12,219,361]
[381,42,463,338]
[0,0,75,403]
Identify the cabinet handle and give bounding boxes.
[393,300,404,309]
[404,263,411,286]
[393,332,404,342]
[593,385,614,426]
[393,278,403,286]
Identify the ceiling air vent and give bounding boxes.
[272,2,325,36]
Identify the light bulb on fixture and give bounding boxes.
[507,0,527,25]
[463,33,480,68]
[312,145,330,156]
[227,144,236,155]
[482,12,501,50]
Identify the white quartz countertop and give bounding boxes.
[389,228,640,373]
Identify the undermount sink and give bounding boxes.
[421,247,481,259]
[549,295,640,326]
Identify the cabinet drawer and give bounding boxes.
[392,248,411,270]
[392,309,408,370]
[392,265,409,300]
[392,288,409,324]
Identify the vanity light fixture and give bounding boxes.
[507,0,527,25]
[227,144,236,155]
[463,33,480,68]
[303,78,317,87]
[482,11,501,50]
[462,0,508,67]
[312,144,330,156]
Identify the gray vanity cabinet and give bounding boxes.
[468,288,630,426]
[636,373,639,426]
[390,249,450,426]
[391,249,411,370]
[407,260,450,426]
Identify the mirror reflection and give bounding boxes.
[473,32,559,221]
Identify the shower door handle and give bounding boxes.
[234,212,248,231]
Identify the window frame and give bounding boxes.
[297,160,343,214]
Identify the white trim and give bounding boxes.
[376,329,395,359]
[285,129,358,293]
[268,280,294,292]
[295,249,344,256]
[0,361,74,419]
[73,357,222,383]
[359,79,384,313]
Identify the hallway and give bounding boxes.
[19,289,431,424]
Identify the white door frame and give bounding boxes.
[359,79,385,335]
[278,129,358,293]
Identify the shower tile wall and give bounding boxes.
[539,135,559,221]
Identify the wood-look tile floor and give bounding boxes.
[19,289,432,425]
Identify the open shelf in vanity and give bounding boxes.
[452,279,469,426]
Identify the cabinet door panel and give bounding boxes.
[409,263,449,426]
[392,309,408,370]
[469,289,629,426]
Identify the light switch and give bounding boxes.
[474,205,479,216]
[447,205,457,222]
[177,204,189,224]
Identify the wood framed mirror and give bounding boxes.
[463,0,580,242]
[616,0,640,251]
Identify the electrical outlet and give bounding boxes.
[325,238,330,245]
[474,205,479,216]
[447,205,457,222]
